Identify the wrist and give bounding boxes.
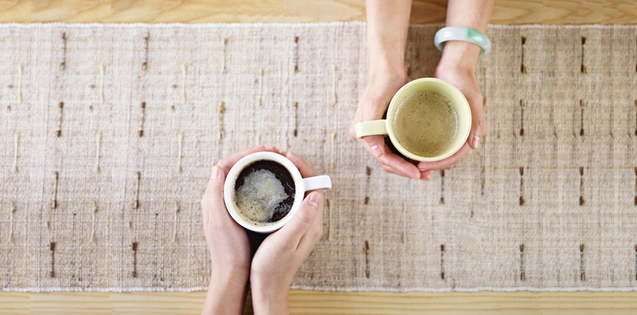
[367,29,407,82]
[203,270,249,315]
[368,66,408,88]
[438,40,481,73]
[368,50,406,79]
[210,267,249,293]
[250,278,289,315]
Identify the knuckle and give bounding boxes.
[297,210,315,225]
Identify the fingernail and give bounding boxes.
[266,146,276,151]
[308,192,322,208]
[419,167,428,172]
[370,145,382,157]
[425,173,432,181]
[472,136,481,149]
[211,166,220,179]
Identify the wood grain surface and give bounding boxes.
[0,0,634,24]
[1,1,636,314]
[2,291,637,314]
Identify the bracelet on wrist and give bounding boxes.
[434,26,491,57]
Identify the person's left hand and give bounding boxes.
[417,41,487,172]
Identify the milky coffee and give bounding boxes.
[393,90,458,157]
[232,160,295,226]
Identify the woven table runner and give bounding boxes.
[0,23,636,292]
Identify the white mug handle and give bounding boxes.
[302,175,332,192]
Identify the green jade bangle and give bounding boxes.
[434,26,491,57]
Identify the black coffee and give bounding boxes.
[233,160,295,225]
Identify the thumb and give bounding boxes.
[465,90,487,150]
[469,109,487,150]
[274,192,322,247]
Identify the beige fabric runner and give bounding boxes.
[0,23,636,292]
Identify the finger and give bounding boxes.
[420,170,432,181]
[216,145,267,175]
[359,138,420,179]
[466,92,487,150]
[381,164,410,179]
[270,192,322,249]
[296,191,324,254]
[360,134,386,158]
[378,151,421,179]
[286,152,317,178]
[417,142,471,171]
[381,164,396,174]
[202,166,226,226]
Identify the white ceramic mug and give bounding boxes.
[224,152,332,233]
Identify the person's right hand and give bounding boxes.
[349,71,433,181]
[249,152,325,315]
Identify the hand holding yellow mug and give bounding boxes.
[355,78,472,162]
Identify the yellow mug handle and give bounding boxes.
[355,120,388,138]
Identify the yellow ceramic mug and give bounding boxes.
[355,78,471,162]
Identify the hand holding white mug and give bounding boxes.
[250,152,325,315]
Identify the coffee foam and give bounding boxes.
[233,169,290,224]
[393,90,458,157]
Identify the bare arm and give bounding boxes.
[418,0,494,171]
[350,0,431,180]
[366,0,412,81]
[439,0,494,72]
[201,274,248,315]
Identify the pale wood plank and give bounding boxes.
[0,292,29,315]
[7,291,636,314]
[490,0,543,25]
[30,292,112,315]
[111,292,206,315]
[32,0,111,23]
[3,0,636,24]
[0,0,31,23]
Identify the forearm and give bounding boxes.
[365,0,412,78]
[201,274,248,315]
[250,277,290,315]
[440,0,494,70]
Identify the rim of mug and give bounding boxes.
[385,78,472,162]
[223,152,305,233]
